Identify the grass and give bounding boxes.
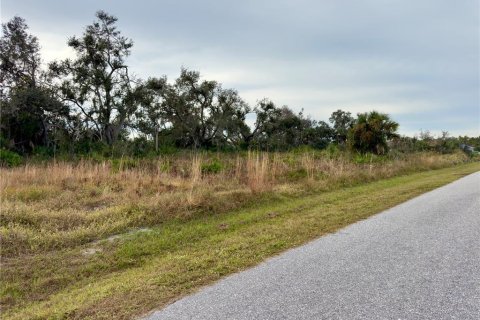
[0,151,470,257]
[0,151,478,319]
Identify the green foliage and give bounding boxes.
[49,10,140,146]
[458,135,480,151]
[389,131,474,155]
[1,17,69,154]
[324,144,341,158]
[290,145,317,154]
[158,160,171,173]
[201,159,224,174]
[0,149,23,167]
[348,111,399,155]
[329,109,354,144]
[156,144,179,155]
[137,69,250,150]
[15,187,50,202]
[0,16,40,90]
[435,131,457,154]
[352,153,387,164]
[248,104,333,150]
[0,135,9,149]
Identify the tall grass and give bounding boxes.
[0,151,471,258]
[301,153,316,181]
[246,151,270,193]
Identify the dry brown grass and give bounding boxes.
[0,151,471,258]
[246,151,270,192]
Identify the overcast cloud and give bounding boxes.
[2,0,479,136]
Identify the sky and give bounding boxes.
[2,0,479,136]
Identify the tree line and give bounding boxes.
[0,11,476,159]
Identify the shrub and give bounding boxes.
[0,149,23,167]
[325,144,341,158]
[201,160,223,174]
[157,145,178,155]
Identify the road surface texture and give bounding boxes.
[146,172,480,320]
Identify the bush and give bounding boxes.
[157,145,178,155]
[0,149,23,167]
[324,144,341,158]
[201,160,223,174]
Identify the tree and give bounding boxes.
[329,109,354,144]
[245,101,315,150]
[348,111,399,154]
[260,106,311,150]
[435,131,457,154]
[0,16,40,92]
[1,87,68,153]
[134,77,168,152]
[240,98,277,147]
[303,120,334,149]
[1,16,68,153]
[242,100,334,150]
[49,10,141,146]
[151,69,249,149]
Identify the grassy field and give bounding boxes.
[0,151,478,319]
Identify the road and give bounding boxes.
[146,172,480,320]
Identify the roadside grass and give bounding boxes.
[0,151,469,257]
[1,161,479,320]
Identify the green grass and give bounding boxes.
[2,162,479,320]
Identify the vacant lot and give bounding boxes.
[0,151,478,319]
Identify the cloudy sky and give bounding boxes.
[2,0,479,136]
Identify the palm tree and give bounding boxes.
[348,111,399,154]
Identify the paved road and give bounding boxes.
[146,172,480,320]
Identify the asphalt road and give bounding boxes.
[146,172,480,320]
